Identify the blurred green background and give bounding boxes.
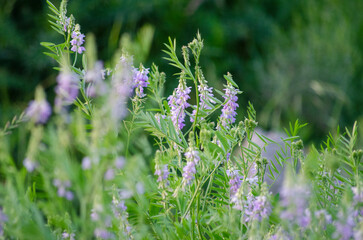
[1,0,363,143]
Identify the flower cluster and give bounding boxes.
[94,228,114,240]
[53,179,74,201]
[112,195,133,239]
[167,78,191,130]
[245,195,271,222]
[333,207,356,240]
[60,17,70,32]
[70,24,85,54]
[25,99,52,124]
[109,55,134,122]
[182,148,200,185]
[191,77,215,122]
[227,169,243,196]
[90,205,115,239]
[23,157,38,172]
[85,61,107,97]
[0,208,8,237]
[61,231,75,240]
[55,71,79,112]
[228,165,271,222]
[220,82,239,128]
[133,67,150,98]
[280,181,311,228]
[155,164,170,185]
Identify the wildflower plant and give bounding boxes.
[0,1,362,239]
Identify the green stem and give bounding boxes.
[125,115,135,158]
[192,74,200,137]
[196,192,203,239]
[182,180,201,220]
[201,162,220,210]
[73,52,78,67]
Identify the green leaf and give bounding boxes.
[215,131,229,153]
[224,74,239,88]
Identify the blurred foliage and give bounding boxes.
[1,0,363,143]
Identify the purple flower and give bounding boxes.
[352,186,363,205]
[314,209,332,226]
[245,195,271,221]
[182,161,196,185]
[167,79,191,130]
[191,82,215,122]
[82,157,92,170]
[185,150,200,164]
[355,227,363,240]
[65,191,74,201]
[25,99,52,124]
[227,170,243,196]
[280,182,310,228]
[334,207,355,240]
[133,67,150,98]
[112,197,133,238]
[182,148,200,185]
[112,199,128,218]
[53,179,73,201]
[155,164,170,184]
[104,168,115,181]
[219,83,239,128]
[94,228,114,239]
[115,156,125,169]
[90,205,103,222]
[109,55,134,122]
[62,231,75,240]
[23,157,38,172]
[0,208,8,236]
[119,189,133,200]
[55,72,79,112]
[226,153,231,162]
[70,24,85,54]
[85,61,107,97]
[90,210,99,222]
[61,17,71,32]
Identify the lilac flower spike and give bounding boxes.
[61,17,70,32]
[25,86,52,124]
[94,228,114,240]
[53,179,74,201]
[333,207,355,240]
[82,157,92,170]
[191,80,216,122]
[280,181,310,228]
[0,208,8,237]
[55,71,79,112]
[167,78,191,130]
[25,99,51,124]
[226,169,243,196]
[62,231,75,240]
[85,61,107,98]
[245,195,272,221]
[182,161,196,185]
[112,196,133,238]
[70,24,85,54]
[155,164,170,183]
[109,55,134,122]
[104,168,115,181]
[220,82,239,128]
[133,66,150,98]
[115,156,126,169]
[182,148,200,185]
[23,157,38,172]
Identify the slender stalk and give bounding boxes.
[182,180,201,220]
